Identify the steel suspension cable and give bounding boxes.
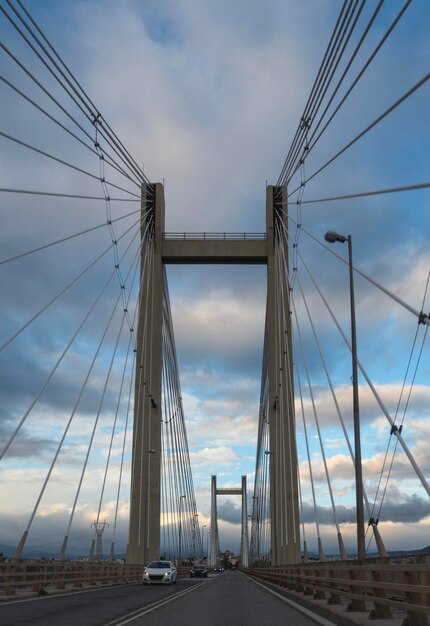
[279,219,375,515]
[0,188,139,201]
[293,295,343,548]
[162,309,180,557]
[277,0,352,185]
[256,328,270,560]
[2,1,144,185]
[0,265,116,461]
[60,290,131,555]
[0,74,138,185]
[96,147,137,337]
[279,222,351,555]
[283,0,366,185]
[290,180,430,205]
[296,248,430,497]
[295,272,372,519]
[379,330,429,505]
[307,0,385,142]
[289,237,387,555]
[93,332,134,553]
[364,324,425,553]
[251,325,270,562]
[0,215,149,462]
[162,272,189,560]
[0,131,140,197]
[298,0,412,175]
[84,248,141,530]
[372,271,430,522]
[0,208,140,266]
[14,254,138,559]
[0,215,142,352]
[285,0,386,185]
[110,349,136,559]
[0,41,95,146]
[13,0,149,184]
[297,467,308,561]
[283,210,429,325]
[294,340,323,558]
[283,1,413,192]
[0,42,141,188]
[295,71,430,191]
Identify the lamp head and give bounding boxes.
[324,230,347,244]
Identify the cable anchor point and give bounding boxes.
[300,116,311,130]
[418,311,429,325]
[390,424,403,435]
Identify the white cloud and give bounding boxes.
[190,446,241,467]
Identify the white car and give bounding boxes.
[143,560,177,585]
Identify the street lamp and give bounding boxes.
[179,495,186,564]
[201,524,207,560]
[207,529,211,564]
[252,495,260,560]
[324,230,365,563]
[192,513,198,563]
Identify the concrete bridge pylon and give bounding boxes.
[127,183,300,566]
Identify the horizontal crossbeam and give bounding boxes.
[162,238,268,264]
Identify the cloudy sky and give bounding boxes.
[0,0,429,558]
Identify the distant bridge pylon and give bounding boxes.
[209,475,249,567]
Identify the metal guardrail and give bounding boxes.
[246,561,430,625]
[163,232,267,241]
[0,561,209,597]
[0,560,145,596]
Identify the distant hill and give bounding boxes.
[2,542,428,562]
[385,545,430,557]
[0,544,83,560]
[303,545,430,560]
[0,544,127,561]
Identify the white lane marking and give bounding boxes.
[104,579,215,626]
[242,572,339,626]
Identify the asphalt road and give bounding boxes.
[0,570,353,626]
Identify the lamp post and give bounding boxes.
[178,494,186,564]
[192,513,198,563]
[201,524,207,560]
[207,529,211,564]
[252,495,260,561]
[324,230,365,563]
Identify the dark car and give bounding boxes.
[190,564,208,578]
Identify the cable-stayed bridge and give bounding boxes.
[1,1,429,623]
